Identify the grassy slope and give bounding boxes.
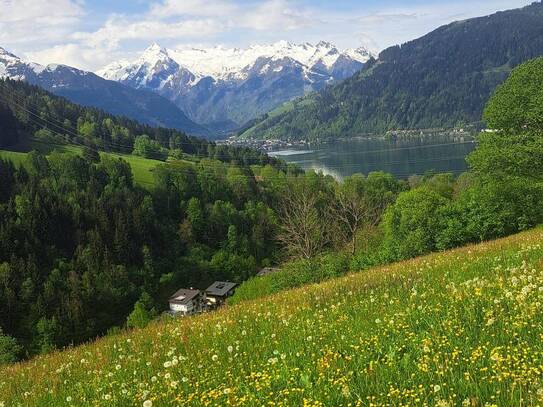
[0,150,28,167]
[103,152,163,188]
[2,228,543,406]
[0,143,164,188]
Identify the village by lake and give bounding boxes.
[267,134,477,180]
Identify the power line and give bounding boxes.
[0,81,476,181]
[0,83,218,159]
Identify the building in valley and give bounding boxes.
[205,281,237,308]
[168,288,206,316]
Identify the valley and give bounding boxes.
[1,1,543,406]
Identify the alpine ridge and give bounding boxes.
[98,41,372,132]
[0,47,209,137]
[237,2,543,142]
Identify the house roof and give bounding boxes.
[169,288,201,305]
[257,267,280,277]
[205,281,237,297]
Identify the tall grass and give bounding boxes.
[2,228,543,406]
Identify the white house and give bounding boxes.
[168,288,205,316]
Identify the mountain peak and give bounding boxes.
[142,42,169,58]
[0,46,21,61]
[145,42,167,53]
[98,40,373,127]
[316,40,333,48]
[272,40,294,49]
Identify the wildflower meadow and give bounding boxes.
[2,227,543,406]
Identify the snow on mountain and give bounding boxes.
[99,41,371,83]
[0,46,42,80]
[0,46,209,137]
[0,47,93,81]
[98,41,373,131]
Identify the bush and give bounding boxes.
[229,253,349,305]
[437,178,543,249]
[126,293,157,329]
[0,329,22,364]
[132,135,167,160]
[349,244,393,271]
[382,187,450,259]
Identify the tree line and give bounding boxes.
[0,79,278,167]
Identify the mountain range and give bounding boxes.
[238,1,543,142]
[0,47,209,137]
[3,2,541,143]
[98,41,372,133]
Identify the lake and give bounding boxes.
[268,136,477,180]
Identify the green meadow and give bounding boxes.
[2,227,543,406]
[0,141,165,188]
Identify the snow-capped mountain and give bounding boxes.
[0,47,208,136]
[0,46,50,80]
[98,41,373,131]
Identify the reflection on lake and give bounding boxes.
[268,136,477,180]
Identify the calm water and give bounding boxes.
[269,136,477,180]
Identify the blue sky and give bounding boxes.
[0,0,534,71]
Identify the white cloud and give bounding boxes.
[72,15,223,50]
[242,0,316,31]
[149,0,238,18]
[46,0,321,70]
[24,43,112,71]
[0,0,83,46]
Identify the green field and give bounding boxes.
[0,150,28,167]
[0,142,164,188]
[2,227,543,406]
[102,152,164,187]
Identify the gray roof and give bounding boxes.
[257,267,280,277]
[205,281,237,297]
[169,288,201,305]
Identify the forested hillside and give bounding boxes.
[240,2,543,141]
[0,79,271,165]
[0,79,287,356]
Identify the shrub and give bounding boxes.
[229,253,350,305]
[437,178,543,249]
[0,329,21,364]
[126,293,157,329]
[382,187,450,259]
[132,135,166,160]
